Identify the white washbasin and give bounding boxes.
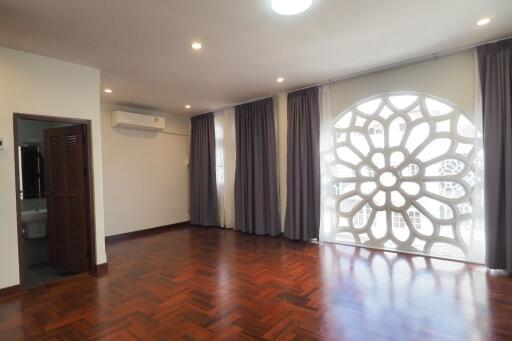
[22,209,47,239]
[21,209,47,223]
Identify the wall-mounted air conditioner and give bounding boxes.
[111,111,165,131]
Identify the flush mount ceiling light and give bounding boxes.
[191,42,202,50]
[104,88,112,93]
[271,0,312,15]
[476,17,491,26]
[276,77,285,83]
[185,104,191,109]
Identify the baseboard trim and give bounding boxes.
[105,221,190,244]
[93,262,109,277]
[0,284,21,298]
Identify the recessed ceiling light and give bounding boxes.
[185,105,191,109]
[272,0,312,15]
[104,88,112,93]
[476,17,491,26]
[191,42,202,50]
[276,77,285,83]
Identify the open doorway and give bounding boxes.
[14,114,96,289]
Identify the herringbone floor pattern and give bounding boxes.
[1,226,512,340]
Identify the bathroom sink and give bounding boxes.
[22,209,47,239]
[21,209,47,223]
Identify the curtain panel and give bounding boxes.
[235,97,281,236]
[478,38,512,275]
[284,87,321,241]
[214,108,237,228]
[189,113,219,226]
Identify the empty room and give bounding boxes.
[1,0,512,340]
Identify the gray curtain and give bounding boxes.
[235,97,281,236]
[478,38,512,275]
[284,87,321,241]
[189,113,219,226]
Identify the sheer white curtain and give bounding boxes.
[468,49,486,263]
[275,93,288,232]
[319,84,335,242]
[214,108,236,228]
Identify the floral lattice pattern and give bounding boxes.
[322,93,483,260]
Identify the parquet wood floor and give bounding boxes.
[1,225,512,340]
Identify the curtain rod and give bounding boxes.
[194,34,512,117]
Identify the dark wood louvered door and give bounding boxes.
[44,125,90,273]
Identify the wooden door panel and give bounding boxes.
[51,197,68,268]
[44,125,89,273]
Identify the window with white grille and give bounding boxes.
[321,93,485,261]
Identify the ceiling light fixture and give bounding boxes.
[185,105,192,109]
[191,42,202,50]
[271,0,312,15]
[276,77,285,83]
[104,88,112,93]
[476,17,491,26]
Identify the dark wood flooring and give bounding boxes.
[1,225,512,340]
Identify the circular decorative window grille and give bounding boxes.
[323,93,482,260]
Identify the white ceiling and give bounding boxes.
[0,0,511,116]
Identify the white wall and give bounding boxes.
[101,105,190,237]
[326,51,476,119]
[0,46,106,289]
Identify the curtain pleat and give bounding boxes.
[478,38,512,275]
[189,113,219,226]
[235,98,281,236]
[284,87,321,241]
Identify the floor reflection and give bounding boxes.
[318,243,497,340]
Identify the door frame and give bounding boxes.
[13,113,98,288]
